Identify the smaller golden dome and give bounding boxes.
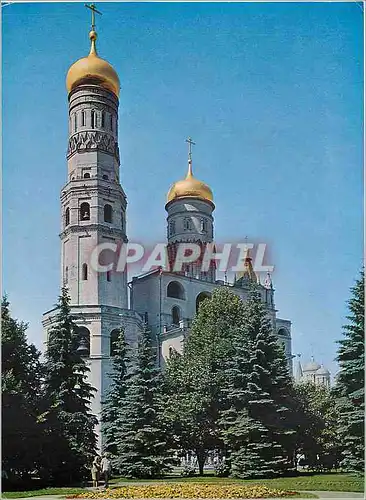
[66,30,120,97]
[167,160,213,203]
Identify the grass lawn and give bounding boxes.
[2,488,85,499]
[2,472,363,498]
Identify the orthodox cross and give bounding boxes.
[186,137,195,162]
[85,3,102,31]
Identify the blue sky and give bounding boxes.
[3,2,363,376]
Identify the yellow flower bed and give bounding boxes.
[68,483,297,499]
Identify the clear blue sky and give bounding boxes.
[3,2,363,376]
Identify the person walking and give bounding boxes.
[91,455,100,488]
[101,453,111,488]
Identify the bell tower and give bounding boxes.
[165,138,216,282]
[43,5,142,448]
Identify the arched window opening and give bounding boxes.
[107,270,112,282]
[103,174,109,180]
[91,110,95,129]
[104,204,113,223]
[80,202,90,221]
[82,263,88,281]
[76,326,90,357]
[169,346,174,358]
[172,306,180,326]
[83,172,90,179]
[183,218,192,231]
[167,281,185,300]
[277,328,289,337]
[65,207,70,226]
[101,111,105,128]
[200,218,208,233]
[81,111,86,126]
[110,328,122,356]
[110,114,113,131]
[196,292,211,313]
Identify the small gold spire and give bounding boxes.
[89,30,98,56]
[186,137,195,178]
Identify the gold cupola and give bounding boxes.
[66,27,120,97]
[167,138,214,204]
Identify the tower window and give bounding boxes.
[110,328,122,356]
[172,306,180,326]
[82,263,88,281]
[65,207,70,226]
[65,266,69,284]
[83,172,90,179]
[104,204,113,223]
[121,212,124,231]
[80,202,90,221]
[107,270,112,282]
[76,326,90,357]
[101,111,105,128]
[200,218,207,233]
[91,110,95,129]
[81,111,86,126]
[74,113,77,132]
[183,218,192,231]
[110,114,113,131]
[103,174,109,180]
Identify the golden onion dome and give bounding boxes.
[66,30,120,97]
[167,160,213,204]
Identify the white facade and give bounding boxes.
[42,81,142,448]
[295,355,331,388]
[131,269,293,374]
[42,24,295,448]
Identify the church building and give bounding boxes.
[43,12,294,447]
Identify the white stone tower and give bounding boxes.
[166,138,216,282]
[43,7,142,447]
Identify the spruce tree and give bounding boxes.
[42,287,97,484]
[335,271,364,474]
[101,327,128,455]
[163,288,246,475]
[2,296,43,485]
[221,288,295,479]
[114,326,172,478]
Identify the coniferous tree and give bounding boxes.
[2,296,44,486]
[42,287,97,484]
[101,327,129,455]
[335,271,364,474]
[221,288,295,479]
[114,326,172,478]
[163,288,246,475]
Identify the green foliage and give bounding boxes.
[221,288,295,479]
[163,288,246,475]
[292,383,342,470]
[335,271,364,474]
[1,296,44,485]
[42,287,97,484]
[101,328,129,455]
[114,326,173,478]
